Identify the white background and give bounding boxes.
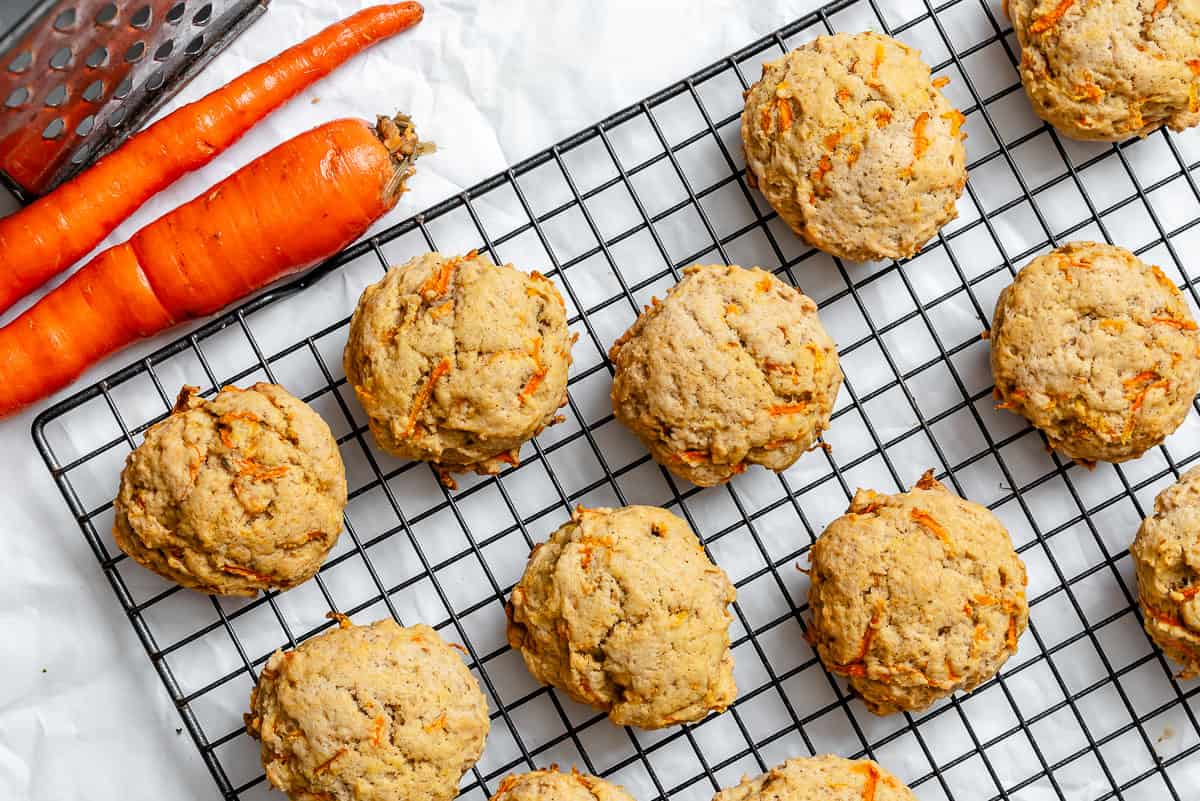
[0,2,833,800]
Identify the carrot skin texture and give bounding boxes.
[0,118,400,418]
[0,2,423,315]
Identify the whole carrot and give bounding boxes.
[0,3,423,316]
[0,114,423,418]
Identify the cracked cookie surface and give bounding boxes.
[1006,0,1200,141]
[990,242,1200,463]
[808,472,1028,715]
[1132,465,1200,678]
[741,31,968,262]
[344,251,573,480]
[246,617,489,801]
[490,769,635,801]
[113,383,347,597]
[506,505,737,729]
[713,755,917,801]
[609,264,841,487]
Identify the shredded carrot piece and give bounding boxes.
[371,716,387,747]
[1152,317,1198,331]
[725,303,741,315]
[759,107,772,133]
[847,145,862,167]
[776,97,794,131]
[1152,0,1170,16]
[945,657,961,682]
[221,563,273,582]
[519,339,547,401]
[496,450,519,467]
[419,257,458,298]
[1131,379,1170,416]
[756,277,772,292]
[1189,60,1200,76]
[933,76,951,89]
[911,507,953,552]
[405,358,451,437]
[237,459,290,481]
[941,109,966,139]
[423,713,447,733]
[1030,0,1075,34]
[874,109,892,128]
[1178,585,1200,600]
[836,605,881,676]
[810,155,834,187]
[1190,84,1199,115]
[915,468,939,490]
[769,403,808,416]
[870,43,885,85]
[1124,370,1161,390]
[837,87,852,103]
[1006,609,1020,650]
[677,450,710,464]
[281,530,326,550]
[731,461,747,475]
[855,761,880,801]
[429,300,454,319]
[1074,82,1104,103]
[1099,319,1126,333]
[314,749,347,775]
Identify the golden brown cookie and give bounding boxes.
[712,755,917,801]
[491,769,635,801]
[246,617,489,801]
[741,31,968,262]
[1006,0,1200,141]
[344,251,573,481]
[609,264,841,487]
[1131,465,1200,678]
[506,505,737,729]
[990,242,1200,464]
[808,472,1029,715]
[112,384,346,597]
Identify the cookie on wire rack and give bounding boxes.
[990,242,1200,464]
[1131,465,1200,679]
[490,768,635,801]
[741,31,968,262]
[112,383,347,597]
[807,471,1029,715]
[609,264,841,487]
[246,616,489,801]
[1006,0,1200,142]
[712,755,918,801]
[344,250,574,485]
[506,505,737,729]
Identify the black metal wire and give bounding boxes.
[30,0,1200,798]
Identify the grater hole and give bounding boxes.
[5,87,29,108]
[42,118,65,139]
[53,8,77,31]
[114,77,133,99]
[45,85,68,107]
[146,68,165,92]
[154,40,174,61]
[49,47,72,70]
[185,34,204,56]
[166,2,187,24]
[131,5,152,29]
[125,41,145,63]
[95,3,118,26]
[83,80,105,103]
[194,3,214,26]
[108,107,127,127]
[7,51,33,73]
[86,47,108,69]
[75,115,95,137]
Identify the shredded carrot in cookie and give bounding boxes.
[423,713,447,733]
[854,760,880,801]
[933,76,951,89]
[1030,0,1076,34]
[903,113,931,176]
[910,507,953,552]
[405,358,451,437]
[220,563,273,582]
[836,603,882,676]
[1190,84,1199,115]
[870,43,885,85]
[371,716,387,747]
[281,531,326,550]
[1189,60,1200,76]
[1152,0,1170,16]
[519,339,547,402]
[769,403,809,416]
[776,97,794,131]
[1178,585,1200,600]
[941,109,967,139]
[1074,82,1104,103]
[429,300,454,319]
[756,277,772,293]
[1124,371,1161,390]
[725,303,741,315]
[1099,319,1126,333]
[314,749,347,775]
[237,459,290,481]
[837,87,852,103]
[760,107,772,133]
[874,109,892,128]
[810,155,834,188]
[420,256,459,298]
[824,131,844,151]
[1152,316,1198,331]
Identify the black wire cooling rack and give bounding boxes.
[30,0,1200,799]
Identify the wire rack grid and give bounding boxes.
[30,0,1200,799]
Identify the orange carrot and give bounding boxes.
[0,114,422,417]
[0,3,424,316]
